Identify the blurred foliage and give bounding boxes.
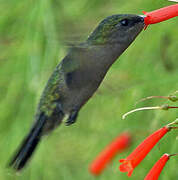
[0,0,178,179]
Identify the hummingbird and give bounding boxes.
[9,14,145,170]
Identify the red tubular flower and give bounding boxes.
[144,153,170,180]
[143,4,178,28]
[119,126,170,177]
[89,132,131,176]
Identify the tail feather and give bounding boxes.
[9,113,47,171]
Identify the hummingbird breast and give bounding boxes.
[60,45,119,113]
[62,64,106,112]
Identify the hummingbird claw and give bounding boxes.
[65,110,78,126]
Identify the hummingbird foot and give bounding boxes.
[65,110,78,126]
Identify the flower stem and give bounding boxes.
[122,106,160,119]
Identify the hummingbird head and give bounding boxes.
[87,14,145,46]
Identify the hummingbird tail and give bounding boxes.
[8,113,47,171]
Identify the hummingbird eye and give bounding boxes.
[120,19,129,26]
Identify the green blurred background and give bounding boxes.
[0,0,178,179]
